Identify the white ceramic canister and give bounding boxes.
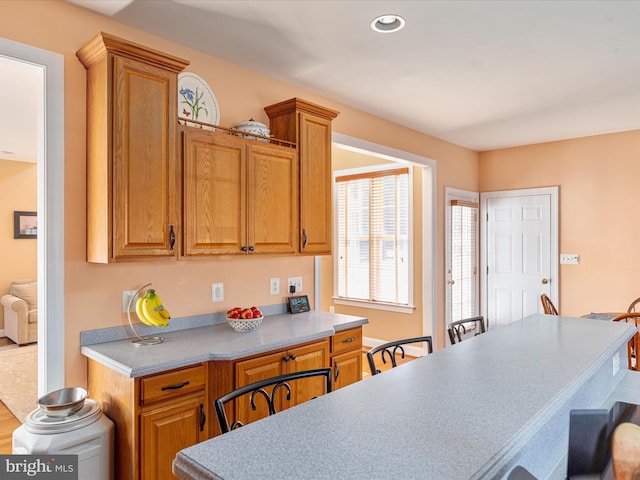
[231,119,270,141]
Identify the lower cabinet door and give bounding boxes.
[140,395,207,480]
[332,349,362,390]
[234,351,286,426]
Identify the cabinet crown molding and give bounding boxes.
[265,97,339,121]
[76,31,190,72]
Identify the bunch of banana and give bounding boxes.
[135,289,171,327]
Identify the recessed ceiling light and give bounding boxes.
[371,14,406,33]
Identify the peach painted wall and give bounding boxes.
[1,0,478,386]
[0,160,37,330]
[480,129,640,317]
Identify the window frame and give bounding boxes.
[333,163,415,314]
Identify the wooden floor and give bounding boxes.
[0,346,416,454]
[0,337,23,453]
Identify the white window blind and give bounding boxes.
[450,199,478,321]
[335,167,410,305]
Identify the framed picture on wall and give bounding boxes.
[14,211,37,239]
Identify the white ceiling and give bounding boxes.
[6,0,640,160]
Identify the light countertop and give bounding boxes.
[173,314,637,480]
[81,311,367,378]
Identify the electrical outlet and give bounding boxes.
[122,290,138,313]
[288,276,302,293]
[212,283,224,302]
[560,253,580,265]
[270,277,280,295]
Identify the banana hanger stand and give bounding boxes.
[127,283,164,346]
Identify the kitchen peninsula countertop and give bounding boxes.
[81,311,367,378]
[173,314,638,480]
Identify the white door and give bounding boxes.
[482,187,558,329]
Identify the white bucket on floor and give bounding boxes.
[12,398,114,480]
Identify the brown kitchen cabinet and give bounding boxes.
[77,33,189,263]
[330,327,363,390]
[265,98,339,255]
[181,127,298,256]
[233,340,329,426]
[88,360,208,480]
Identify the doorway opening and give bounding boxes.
[0,38,65,396]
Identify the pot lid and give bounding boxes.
[24,398,101,433]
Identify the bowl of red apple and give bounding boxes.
[226,306,264,332]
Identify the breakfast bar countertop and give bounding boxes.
[173,314,637,480]
[80,311,367,378]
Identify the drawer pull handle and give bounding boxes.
[341,337,355,344]
[161,380,190,391]
[199,403,206,432]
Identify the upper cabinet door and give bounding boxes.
[183,130,247,256]
[298,112,333,255]
[111,56,179,260]
[247,142,298,255]
[77,32,189,263]
[265,98,339,255]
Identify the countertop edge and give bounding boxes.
[82,313,368,378]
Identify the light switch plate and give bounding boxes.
[560,253,580,265]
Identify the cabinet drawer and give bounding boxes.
[140,365,206,406]
[331,327,362,354]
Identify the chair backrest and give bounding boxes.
[214,368,332,433]
[628,297,640,313]
[366,336,433,376]
[611,312,640,372]
[447,316,485,345]
[540,294,559,315]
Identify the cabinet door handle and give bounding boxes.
[341,337,355,344]
[302,229,308,249]
[161,380,190,391]
[169,225,176,252]
[290,354,296,360]
[334,360,339,382]
[248,246,255,252]
[283,355,290,362]
[199,403,206,432]
[241,246,248,252]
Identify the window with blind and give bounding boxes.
[334,166,411,309]
[450,199,478,321]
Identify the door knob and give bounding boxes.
[541,278,549,284]
[448,280,455,285]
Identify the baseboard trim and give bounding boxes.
[363,336,428,358]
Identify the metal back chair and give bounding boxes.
[366,336,433,376]
[540,294,559,315]
[447,316,485,345]
[611,312,640,372]
[214,368,332,434]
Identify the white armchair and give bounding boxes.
[1,279,37,346]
